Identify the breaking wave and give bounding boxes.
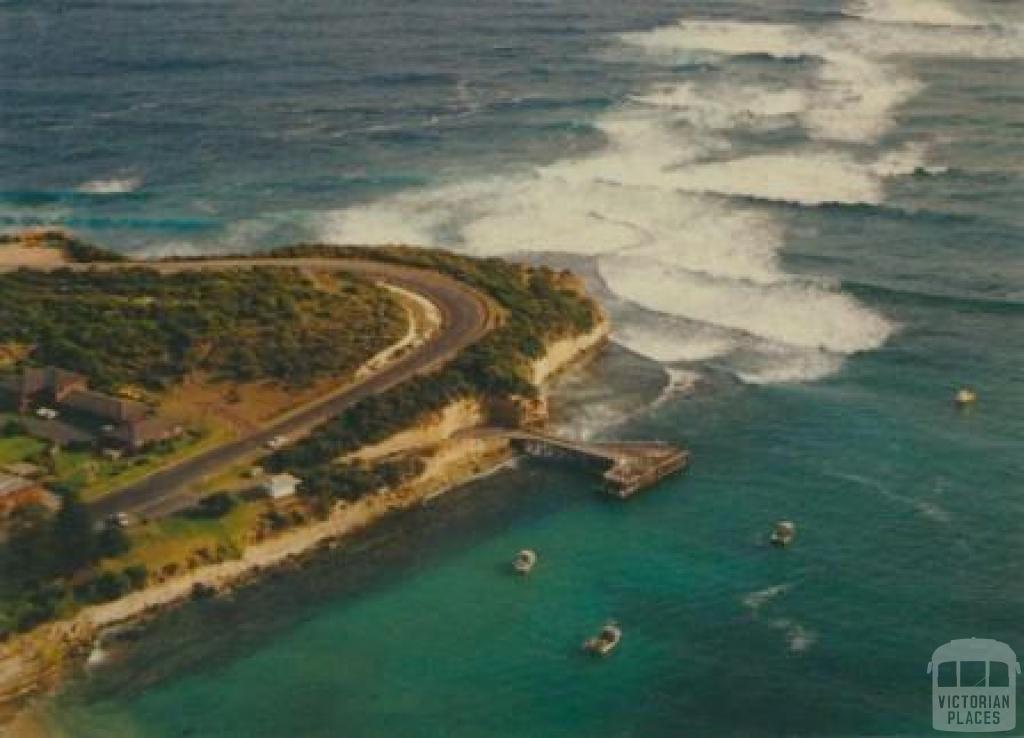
[843,0,990,28]
[302,1,1023,385]
[76,175,143,195]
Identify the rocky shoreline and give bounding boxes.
[0,311,611,736]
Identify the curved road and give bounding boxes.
[90,258,494,520]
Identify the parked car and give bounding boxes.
[265,435,288,450]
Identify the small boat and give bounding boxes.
[954,388,977,407]
[512,549,537,575]
[583,622,622,657]
[769,520,796,548]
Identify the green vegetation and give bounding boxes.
[0,243,600,636]
[266,245,599,504]
[0,494,135,634]
[0,417,228,502]
[181,491,237,520]
[0,488,264,636]
[0,267,405,391]
[61,426,231,502]
[108,499,264,576]
[0,434,46,466]
[300,457,426,511]
[60,238,126,264]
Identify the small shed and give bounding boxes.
[262,473,302,500]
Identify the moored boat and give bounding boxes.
[583,622,622,656]
[512,549,537,575]
[769,520,796,548]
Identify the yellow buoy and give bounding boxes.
[954,388,977,407]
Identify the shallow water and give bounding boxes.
[3,0,1022,735]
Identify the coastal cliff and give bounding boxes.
[530,309,610,386]
[0,250,610,733]
[347,398,486,462]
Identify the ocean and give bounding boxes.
[2,0,1022,735]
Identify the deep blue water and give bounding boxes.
[2,0,1022,735]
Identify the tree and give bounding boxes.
[2,507,53,588]
[97,523,130,558]
[51,492,97,576]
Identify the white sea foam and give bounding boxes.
[652,143,926,207]
[742,583,792,613]
[631,83,809,130]
[85,643,107,668]
[599,253,892,354]
[621,21,807,59]
[844,0,988,28]
[836,21,1024,60]
[614,320,738,364]
[310,6,1024,385]
[806,54,922,142]
[618,13,1024,144]
[732,348,846,385]
[631,59,917,144]
[137,240,212,259]
[77,175,142,194]
[317,107,898,383]
[771,619,819,653]
[649,367,705,409]
[663,367,702,395]
[659,151,895,205]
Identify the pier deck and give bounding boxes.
[464,428,689,498]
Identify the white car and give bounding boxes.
[35,407,59,420]
[265,435,288,450]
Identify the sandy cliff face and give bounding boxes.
[353,308,610,462]
[356,307,611,462]
[529,310,611,386]
[346,398,486,462]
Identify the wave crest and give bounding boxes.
[76,176,142,195]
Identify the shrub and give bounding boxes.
[190,582,216,600]
[123,565,148,590]
[74,571,128,604]
[181,492,236,520]
[2,419,25,437]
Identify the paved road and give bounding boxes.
[87,258,494,520]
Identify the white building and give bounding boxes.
[262,473,302,500]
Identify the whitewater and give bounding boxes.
[12,1,1024,736]
[300,0,1021,385]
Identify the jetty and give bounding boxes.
[467,429,688,498]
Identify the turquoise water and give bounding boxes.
[3,0,1022,735]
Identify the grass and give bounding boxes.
[50,424,233,503]
[0,411,235,501]
[0,434,46,466]
[108,500,265,574]
[192,461,260,496]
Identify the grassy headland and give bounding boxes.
[262,245,599,507]
[0,242,605,704]
[0,267,406,391]
[0,257,408,635]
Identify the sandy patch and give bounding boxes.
[0,244,68,271]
